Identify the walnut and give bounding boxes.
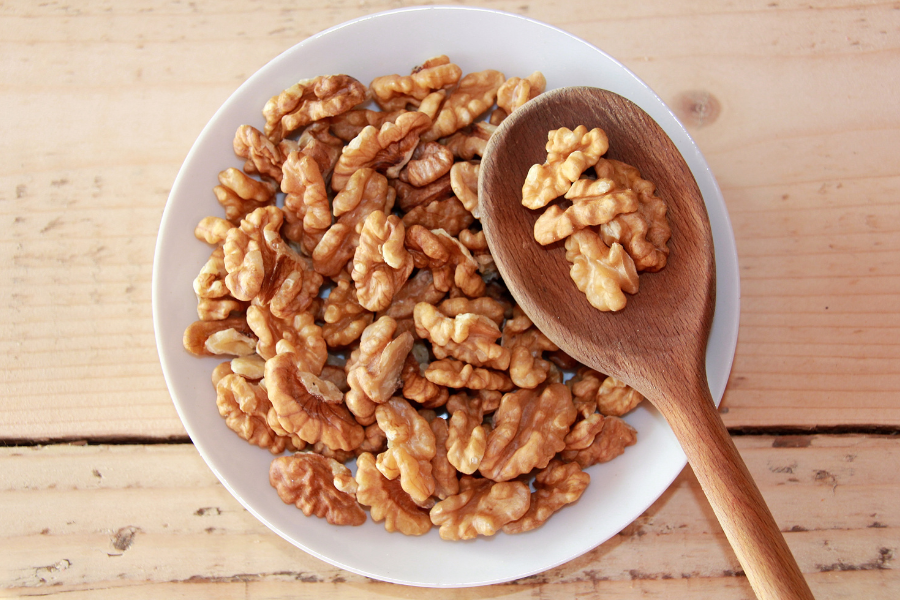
[405,226,484,298]
[479,383,577,482]
[345,316,414,424]
[422,69,506,142]
[330,108,405,142]
[533,180,638,245]
[370,55,462,112]
[429,417,460,500]
[183,316,257,357]
[424,359,513,392]
[429,476,530,540]
[502,460,589,534]
[563,412,606,451]
[230,354,266,380]
[263,74,367,142]
[401,196,474,238]
[196,290,245,320]
[400,141,454,187]
[355,452,433,535]
[269,453,366,526]
[296,121,344,178]
[233,124,284,182]
[216,374,295,454]
[321,277,373,348]
[246,306,326,371]
[521,125,609,210]
[595,374,644,416]
[351,211,414,312]
[281,152,332,254]
[332,111,432,191]
[437,295,505,327]
[194,246,231,299]
[223,206,323,317]
[214,167,277,225]
[442,122,496,160]
[313,168,396,278]
[502,318,558,390]
[565,229,639,312]
[457,229,497,280]
[358,422,388,455]
[319,363,350,394]
[377,269,446,322]
[560,416,637,468]
[446,389,502,416]
[417,90,447,120]
[211,361,234,388]
[265,352,364,451]
[414,302,509,370]
[596,158,671,272]
[375,397,436,507]
[449,161,481,218]
[497,71,546,114]
[401,353,449,408]
[446,393,488,475]
[194,216,234,246]
[392,173,453,213]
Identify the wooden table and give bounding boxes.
[2,1,898,597]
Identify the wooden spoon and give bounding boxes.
[479,87,813,600]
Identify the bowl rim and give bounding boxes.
[152,4,740,587]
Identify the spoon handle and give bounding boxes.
[656,382,815,600]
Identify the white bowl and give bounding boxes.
[152,5,740,588]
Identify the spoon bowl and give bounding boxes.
[479,87,813,600]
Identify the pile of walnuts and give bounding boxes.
[183,56,641,540]
[522,125,672,311]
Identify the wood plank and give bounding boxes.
[1,435,897,597]
[0,0,898,441]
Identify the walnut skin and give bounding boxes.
[281,151,332,254]
[401,195,474,238]
[521,125,609,210]
[429,476,530,540]
[449,161,481,218]
[446,394,488,475]
[265,352,364,452]
[405,226,484,298]
[216,373,295,454]
[313,168,396,278]
[355,452,432,535]
[214,167,277,225]
[401,353,449,408]
[263,74,367,143]
[351,211,414,312]
[560,416,637,468]
[533,180,638,246]
[332,111,432,191]
[375,397,437,507]
[479,383,577,482]
[269,453,366,526]
[233,124,284,182]
[414,302,509,370]
[183,316,257,357]
[194,216,234,246]
[370,55,462,112]
[596,158,671,272]
[502,460,589,534]
[565,228,639,312]
[345,316,415,424]
[422,69,506,142]
[424,358,513,392]
[401,141,454,187]
[429,417,460,500]
[497,71,546,114]
[321,277,373,348]
[246,305,326,370]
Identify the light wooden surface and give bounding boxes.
[1,1,898,598]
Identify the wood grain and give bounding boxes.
[1,436,896,598]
